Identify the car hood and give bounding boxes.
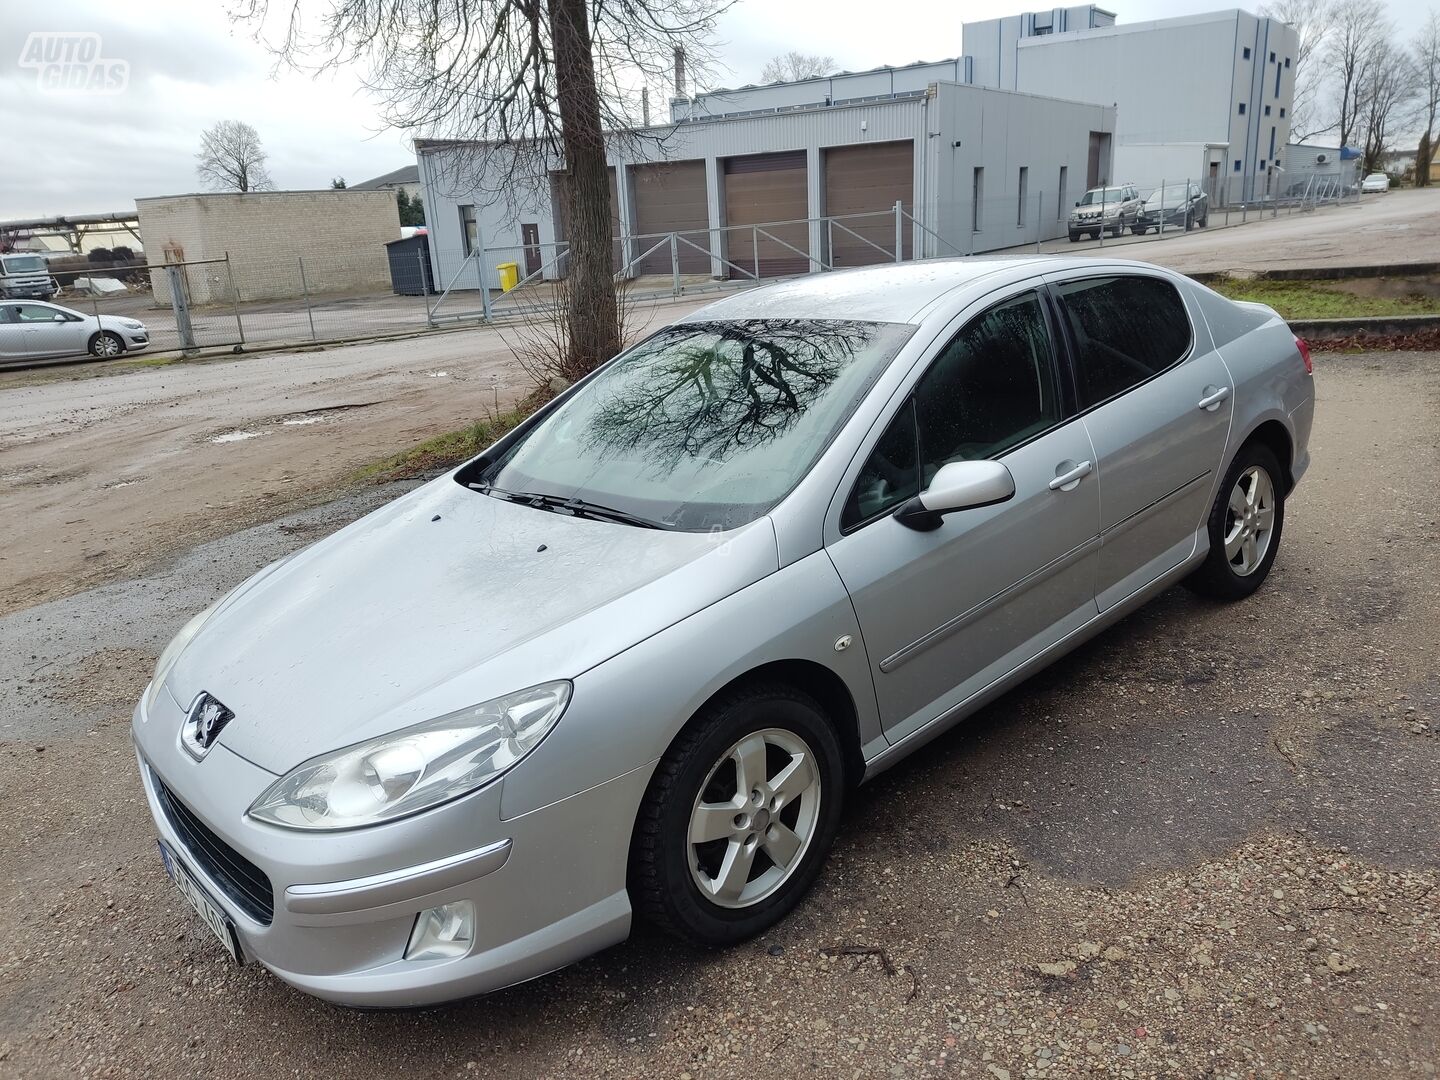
[168,476,780,774]
[1144,194,1188,209]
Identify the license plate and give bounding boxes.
[158,840,242,964]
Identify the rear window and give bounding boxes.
[1053,276,1193,408]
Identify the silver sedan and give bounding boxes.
[0,300,149,362]
[133,256,1314,1006]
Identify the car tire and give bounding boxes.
[1090,230,1101,240]
[1199,213,1209,228]
[89,331,124,358]
[629,681,846,947]
[1130,225,1145,235]
[1068,231,1080,242]
[1184,212,1194,231]
[1184,442,1286,602]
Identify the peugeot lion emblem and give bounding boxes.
[181,693,234,759]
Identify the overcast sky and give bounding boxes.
[2,0,1434,219]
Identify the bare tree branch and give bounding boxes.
[759,51,835,83]
[196,120,275,192]
[1260,0,1335,141]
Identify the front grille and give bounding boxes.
[152,770,275,925]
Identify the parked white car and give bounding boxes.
[0,300,149,362]
[1360,173,1391,193]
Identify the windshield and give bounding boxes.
[1,255,46,275]
[1148,185,1190,202]
[475,319,916,531]
[1078,188,1123,205]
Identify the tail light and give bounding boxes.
[1295,336,1313,375]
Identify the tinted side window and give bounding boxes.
[1054,276,1192,408]
[842,291,1062,529]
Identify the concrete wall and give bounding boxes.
[136,190,398,304]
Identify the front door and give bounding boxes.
[521,223,542,277]
[1045,271,1234,610]
[15,303,88,358]
[827,288,1102,741]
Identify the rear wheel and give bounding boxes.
[1185,443,1285,601]
[89,331,123,357]
[629,682,846,946]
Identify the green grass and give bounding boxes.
[1209,278,1440,320]
[354,407,532,482]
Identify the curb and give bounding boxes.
[1288,314,1440,339]
[1194,262,1440,284]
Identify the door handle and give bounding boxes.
[1048,460,1093,491]
[1198,386,1232,411]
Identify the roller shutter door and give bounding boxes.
[824,141,914,267]
[723,151,809,278]
[632,160,710,275]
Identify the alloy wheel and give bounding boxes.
[1224,465,1275,576]
[687,728,821,909]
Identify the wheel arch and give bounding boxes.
[88,329,123,355]
[1238,418,1295,494]
[680,659,867,790]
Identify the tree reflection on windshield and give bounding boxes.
[582,320,877,469]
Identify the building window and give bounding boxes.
[1234,160,1242,172]
[1285,57,1291,68]
[1259,159,1266,169]
[1057,165,1068,220]
[1269,127,1276,158]
[1238,102,1247,115]
[1243,46,1251,59]
[1280,107,1287,118]
[1275,64,1283,96]
[1264,105,1271,116]
[1017,166,1029,227]
[972,167,984,232]
[459,204,478,255]
[1269,51,1276,62]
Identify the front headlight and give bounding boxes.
[121,319,145,330]
[247,681,573,830]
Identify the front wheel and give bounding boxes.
[1068,231,1080,242]
[1184,443,1285,601]
[89,331,123,357]
[629,682,846,946]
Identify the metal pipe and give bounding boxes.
[298,256,316,341]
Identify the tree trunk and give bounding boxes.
[548,0,620,378]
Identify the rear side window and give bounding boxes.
[1053,276,1192,408]
[843,291,1062,528]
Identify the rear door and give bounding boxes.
[0,304,23,359]
[1045,271,1233,610]
[826,287,1101,741]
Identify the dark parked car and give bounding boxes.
[1135,183,1208,233]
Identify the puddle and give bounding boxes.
[281,416,324,426]
[427,371,450,378]
[210,431,263,444]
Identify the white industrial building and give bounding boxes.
[416,4,1298,291]
[419,82,1114,291]
[962,6,1300,201]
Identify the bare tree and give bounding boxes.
[1326,0,1388,147]
[1415,10,1440,185]
[1261,0,1334,141]
[237,0,728,380]
[1356,37,1417,174]
[759,51,835,83]
[196,120,274,192]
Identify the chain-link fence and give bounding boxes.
[19,162,1367,365]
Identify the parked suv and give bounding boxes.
[0,252,58,301]
[1067,184,1141,241]
[1135,182,1209,233]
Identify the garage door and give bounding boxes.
[552,168,622,271]
[632,160,710,275]
[723,151,809,279]
[824,141,914,267]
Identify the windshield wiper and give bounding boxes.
[469,484,667,529]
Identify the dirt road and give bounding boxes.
[0,352,1436,1079]
[0,297,709,616]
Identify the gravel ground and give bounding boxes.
[0,352,1437,1080]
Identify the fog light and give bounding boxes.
[405,900,474,961]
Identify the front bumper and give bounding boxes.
[123,329,149,351]
[132,685,647,1006]
[1138,209,1190,227]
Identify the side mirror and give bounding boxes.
[894,459,1015,531]
[53,313,66,322]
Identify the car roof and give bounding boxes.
[679,257,1077,323]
